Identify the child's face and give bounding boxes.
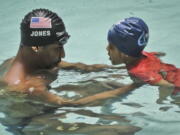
[106,44,124,65]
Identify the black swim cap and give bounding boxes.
[20,8,70,46]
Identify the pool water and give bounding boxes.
[0,0,180,135]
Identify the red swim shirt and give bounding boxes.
[127,51,180,89]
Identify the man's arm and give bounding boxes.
[7,77,72,106]
[58,61,125,72]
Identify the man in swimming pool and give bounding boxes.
[2,9,138,106]
[106,17,180,96]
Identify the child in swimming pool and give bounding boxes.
[106,17,180,95]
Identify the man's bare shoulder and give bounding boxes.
[0,57,15,68]
[0,57,15,77]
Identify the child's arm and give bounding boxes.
[153,79,174,88]
[129,72,175,89]
[72,83,140,105]
[58,61,125,72]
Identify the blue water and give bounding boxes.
[0,0,180,135]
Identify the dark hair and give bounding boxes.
[20,8,69,46]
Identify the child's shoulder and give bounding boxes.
[128,51,161,73]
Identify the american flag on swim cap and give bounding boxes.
[30,17,52,28]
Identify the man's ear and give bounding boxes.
[124,54,129,58]
[31,46,39,53]
[31,46,44,53]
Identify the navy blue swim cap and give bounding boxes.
[20,9,70,46]
[107,17,149,57]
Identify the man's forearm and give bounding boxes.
[59,61,125,72]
